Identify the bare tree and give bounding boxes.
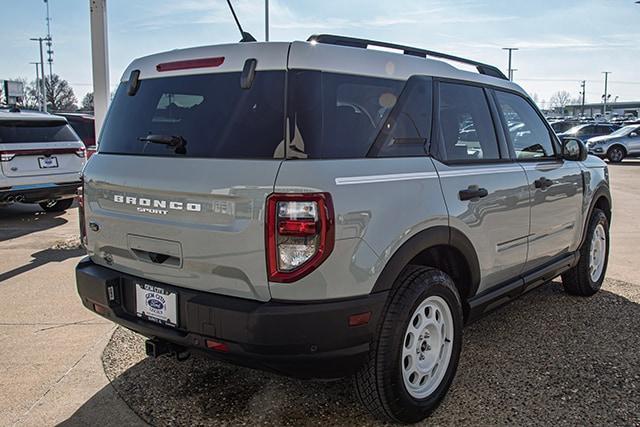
[81,92,94,111]
[25,78,44,110]
[549,90,573,111]
[28,74,78,111]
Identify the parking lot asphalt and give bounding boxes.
[0,159,639,426]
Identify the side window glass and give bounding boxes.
[438,83,500,161]
[578,125,593,136]
[495,91,555,160]
[374,77,432,157]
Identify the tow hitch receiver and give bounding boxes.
[145,339,190,361]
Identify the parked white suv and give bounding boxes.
[0,109,86,212]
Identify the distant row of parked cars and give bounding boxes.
[548,117,640,163]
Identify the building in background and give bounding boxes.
[565,101,640,118]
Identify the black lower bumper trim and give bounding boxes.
[0,182,80,203]
[75,258,388,379]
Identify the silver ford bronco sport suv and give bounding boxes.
[76,35,612,423]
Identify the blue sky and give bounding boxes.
[1,0,639,108]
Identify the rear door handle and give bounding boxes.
[534,177,554,190]
[459,185,488,201]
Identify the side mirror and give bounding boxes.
[630,132,638,138]
[561,137,587,161]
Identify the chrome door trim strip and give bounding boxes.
[335,172,438,185]
[438,166,523,177]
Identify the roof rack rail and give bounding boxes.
[307,34,508,81]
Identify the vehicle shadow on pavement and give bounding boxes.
[0,206,70,243]
[63,279,640,426]
[0,244,84,283]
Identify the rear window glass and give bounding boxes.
[66,118,95,144]
[286,71,404,158]
[99,71,285,159]
[0,120,79,143]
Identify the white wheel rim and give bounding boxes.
[401,295,454,399]
[589,223,607,282]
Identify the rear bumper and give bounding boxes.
[0,181,81,203]
[76,258,388,379]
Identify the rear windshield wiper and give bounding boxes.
[138,134,187,154]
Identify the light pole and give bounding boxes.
[579,80,586,117]
[90,0,110,136]
[602,71,611,116]
[502,47,518,81]
[30,37,48,112]
[44,0,54,81]
[265,0,269,41]
[30,62,42,111]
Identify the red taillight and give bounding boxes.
[0,148,83,159]
[278,219,317,236]
[0,152,15,161]
[156,57,225,72]
[266,193,335,283]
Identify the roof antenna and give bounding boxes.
[226,0,257,43]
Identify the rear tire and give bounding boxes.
[562,208,609,296]
[354,266,463,423]
[606,145,625,163]
[39,198,74,212]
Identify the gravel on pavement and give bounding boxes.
[103,278,640,426]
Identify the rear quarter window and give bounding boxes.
[286,71,405,158]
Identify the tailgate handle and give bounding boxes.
[127,235,182,268]
[131,249,180,267]
[149,252,170,264]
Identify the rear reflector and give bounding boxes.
[156,57,225,72]
[348,312,371,327]
[205,339,229,353]
[93,303,109,315]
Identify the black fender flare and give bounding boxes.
[371,225,481,297]
[578,184,612,248]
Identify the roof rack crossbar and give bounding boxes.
[307,34,508,81]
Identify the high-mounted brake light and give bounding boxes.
[156,57,225,72]
[266,193,335,283]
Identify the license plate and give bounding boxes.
[135,283,178,327]
[38,156,58,168]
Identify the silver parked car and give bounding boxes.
[587,124,640,162]
[0,110,86,211]
[75,34,612,424]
